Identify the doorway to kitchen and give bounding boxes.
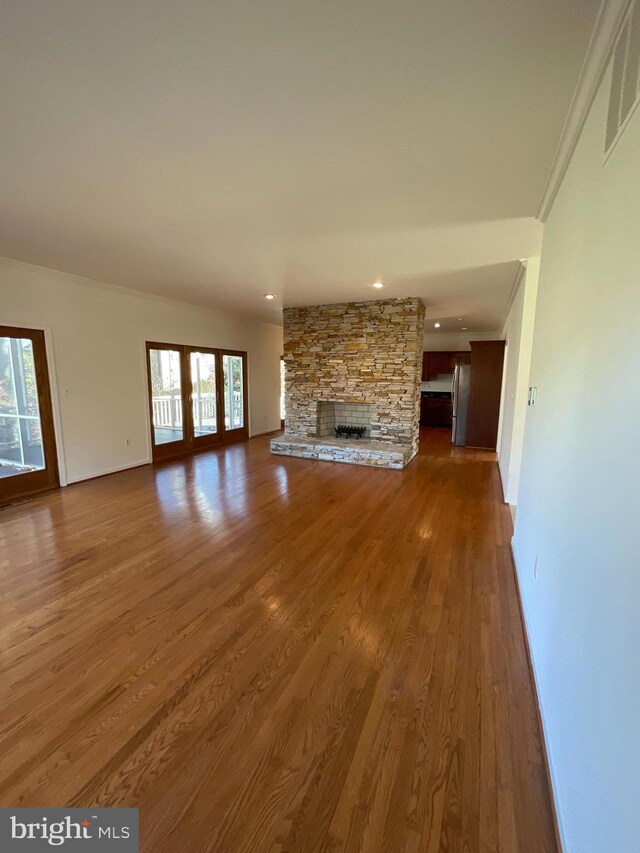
[146,342,248,461]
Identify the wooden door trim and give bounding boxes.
[186,345,223,451]
[145,342,190,461]
[0,326,60,506]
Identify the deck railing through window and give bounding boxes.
[151,395,183,429]
[192,394,217,430]
[152,394,220,430]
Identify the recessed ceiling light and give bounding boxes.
[371,281,384,289]
[434,322,441,328]
[264,293,276,300]
[457,317,463,321]
[462,326,468,330]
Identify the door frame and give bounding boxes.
[145,341,191,462]
[280,355,285,430]
[145,342,249,462]
[187,345,224,453]
[0,325,60,505]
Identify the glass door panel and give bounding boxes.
[190,350,219,443]
[0,335,45,474]
[146,343,248,460]
[0,327,59,504]
[147,346,186,458]
[222,353,246,432]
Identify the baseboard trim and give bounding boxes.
[509,540,564,853]
[66,460,151,485]
[251,428,283,438]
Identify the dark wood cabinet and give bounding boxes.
[465,341,506,449]
[422,351,447,379]
[422,350,471,380]
[420,396,453,427]
[421,352,429,380]
[445,352,460,373]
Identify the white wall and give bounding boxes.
[498,258,539,505]
[0,257,283,484]
[513,55,640,853]
[422,330,498,351]
[497,280,525,486]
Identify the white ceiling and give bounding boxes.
[0,0,599,328]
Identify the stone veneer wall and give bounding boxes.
[283,298,425,456]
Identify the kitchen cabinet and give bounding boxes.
[421,353,429,380]
[420,394,453,427]
[445,351,471,371]
[422,351,471,380]
[465,341,506,449]
[445,353,460,372]
[421,351,447,380]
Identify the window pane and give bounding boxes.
[0,338,18,414]
[223,355,244,430]
[22,417,44,468]
[0,416,21,465]
[149,349,183,445]
[0,336,45,477]
[190,351,217,436]
[19,339,40,416]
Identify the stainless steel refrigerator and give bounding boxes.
[451,364,471,446]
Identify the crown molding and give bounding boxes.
[502,262,527,331]
[537,0,630,222]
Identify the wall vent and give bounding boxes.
[606,0,640,154]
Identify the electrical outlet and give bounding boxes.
[125,438,131,446]
[534,555,540,579]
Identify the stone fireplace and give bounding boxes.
[270,298,425,469]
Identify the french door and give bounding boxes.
[146,343,248,461]
[0,326,59,504]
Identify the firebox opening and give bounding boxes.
[316,402,373,439]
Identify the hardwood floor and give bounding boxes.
[0,428,556,852]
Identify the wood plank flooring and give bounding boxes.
[0,428,556,852]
